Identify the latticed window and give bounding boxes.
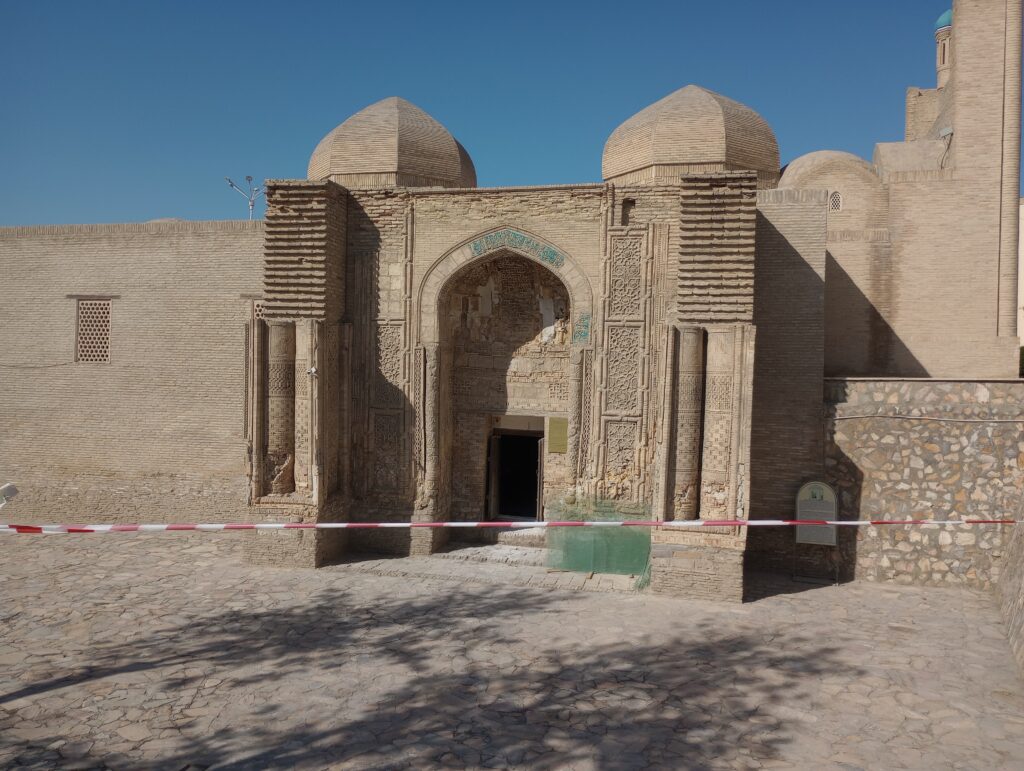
[76,299,111,362]
[829,191,843,212]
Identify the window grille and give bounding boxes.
[828,191,843,212]
[76,299,111,362]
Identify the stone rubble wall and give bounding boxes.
[825,379,1024,591]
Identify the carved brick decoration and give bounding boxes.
[323,323,341,494]
[678,172,758,323]
[705,374,734,412]
[608,236,643,320]
[577,350,593,479]
[572,312,591,344]
[263,180,347,320]
[604,325,641,414]
[699,326,751,521]
[293,366,311,489]
[469,228,566,268]
[605,420,637,475]
[374,323,404,408]
[672,326,705,519]
[267,361,295,396]
[701,412,732,474]
[265,321,295,495]
[372,411,402,492]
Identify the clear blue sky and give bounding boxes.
[0,1,992,225]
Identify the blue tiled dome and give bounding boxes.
[935,9,952,31]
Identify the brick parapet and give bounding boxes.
[0,220,263,237]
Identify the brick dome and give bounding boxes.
[602,85,779,184]
[308,97,476,189]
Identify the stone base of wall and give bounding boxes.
[242,528,346,568]
[649,544,745,602]
[345,529,412,555]
[241,502,347,568]
[745,527,851,582]
[410,526,448,556]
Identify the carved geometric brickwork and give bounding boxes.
[294,380,310,466]
[267,361,295,397]
[665,326,705,520]
[605,420,637,475]
[578,350,593,478]
[372,411,402,492]
[608,237,643,320]
[374,322,404,408]
[705,373,734,412]
[701,411,732,474]
[677,373,702,405]
[266,399,293,453]
[604,325,641,414]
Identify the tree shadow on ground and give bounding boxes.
[1,584,863,770]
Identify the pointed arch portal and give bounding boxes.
[414,228,595,526]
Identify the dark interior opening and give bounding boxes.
[497,433,540,518]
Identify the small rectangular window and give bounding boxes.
[76,299,111,362]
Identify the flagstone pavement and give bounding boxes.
[1,533,1022,770]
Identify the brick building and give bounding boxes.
[2,2,1023,610]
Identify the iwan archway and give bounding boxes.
[413,228,595,538]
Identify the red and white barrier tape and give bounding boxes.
[0,519,1017,534]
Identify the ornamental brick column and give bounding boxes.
[674,325,705,520]
[265,321,296,495]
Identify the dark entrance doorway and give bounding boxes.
[487,430,542,519]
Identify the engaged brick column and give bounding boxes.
[265,321,295,495]
[673,325,705,519]
[411,343,447,556]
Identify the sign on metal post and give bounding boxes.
[795,481,837,546]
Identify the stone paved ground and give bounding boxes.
[1,535,1023,770]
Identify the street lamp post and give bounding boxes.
[225,176,265,220]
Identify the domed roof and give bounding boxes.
[602,85,780,184]
[778,150,877,188]
[935,9,952,31]
[308,97,476,189]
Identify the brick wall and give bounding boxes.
[0,221,263,526]
[778,0,1021,379]
[749,190,827,519]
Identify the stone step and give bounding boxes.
[448,525,549,549]
[435,544,549,568]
